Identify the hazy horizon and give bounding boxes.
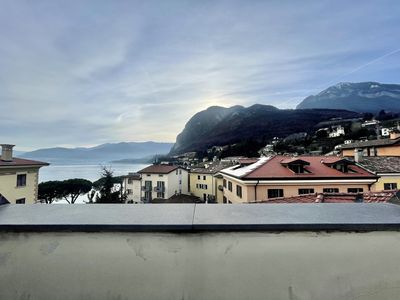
[1,0,400,150]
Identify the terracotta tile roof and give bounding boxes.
[138,164,180,174]
[0,157,49,168]
[340,137,400,149]
[280,158,310,165]
[356,157,400,173]
[223,155,376,180]
[256,190,399,204]
[238,158,259,165]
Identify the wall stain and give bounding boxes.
[0,252,11,266]
[126,238,147,261]
[39,241,59,255]
[288,286,301,300]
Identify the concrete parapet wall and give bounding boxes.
[1,231,400,300]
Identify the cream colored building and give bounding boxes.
[220,156,378,203]
[340,132,400,157]
[138,164,189,202]
[189,162,234,203]
[355,157,400,192]
[121,173,142,203]
[0,144,49,204]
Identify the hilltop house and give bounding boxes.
[340,131,400,157]
[0,144,49,204]
[138,164,189,202]
[328,125,345,138]
[219,155,377,203]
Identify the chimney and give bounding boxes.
[0,144,15,162]
[354,148,363,163]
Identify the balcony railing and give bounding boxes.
[154,187,165,193]
[141,186,151,192]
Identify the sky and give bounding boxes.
[1,0,400,151]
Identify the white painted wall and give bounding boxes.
[141,168,189,200]
[122,178,142,203]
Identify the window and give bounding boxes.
[198,175,201,180]
[156,181,165,198]
[176,170,178,175]
[289,164,306,174]
[203,176,206,180]
[16,198,25,204]
[298,188,314,195]
[384,183,398,190]
[179,170,182,174]
[236,185,242,198]
[16,174,26,187]
[127,189,133,194]
[268,189,284,198]
[204,184,207,189]
[127,179,133,184]
[147,174,151,177]
[333,163,348,173]
[158,174,163,177]
[323,188,339,193]
[348,188,363,193]
[228,181,232,192]
[223,179,226,188]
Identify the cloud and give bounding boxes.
[0,0,399,150]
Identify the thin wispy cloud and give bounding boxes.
[0,0,399,150]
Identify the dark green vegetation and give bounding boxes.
[38,168,126,204]
[38,179,92,204]
[297,82,400,113]
[93,168,126,204]
[170,104,360,155]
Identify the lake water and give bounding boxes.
[39,163,149,183]
[39,163,149,204]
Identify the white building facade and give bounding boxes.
[138,165,189,203]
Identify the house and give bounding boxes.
[219,155,377,203]
[354,156,400,192]
[138,164,189,202]
[189,161,234,203]
[340,131,400,157]
[328,125,345,138]
[0,144,49,204]
[121,173,141,203]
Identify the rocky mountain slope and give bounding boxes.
[170,105,359,155]
[296,82,400,112]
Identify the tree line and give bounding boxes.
[38,168,126,204]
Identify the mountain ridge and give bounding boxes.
[20,141,173,164]
[296,82,400,112]
[170,105,360,155]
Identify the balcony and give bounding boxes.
[141,186,151,192]
[1,203,400,299]
[153,186,165,193]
